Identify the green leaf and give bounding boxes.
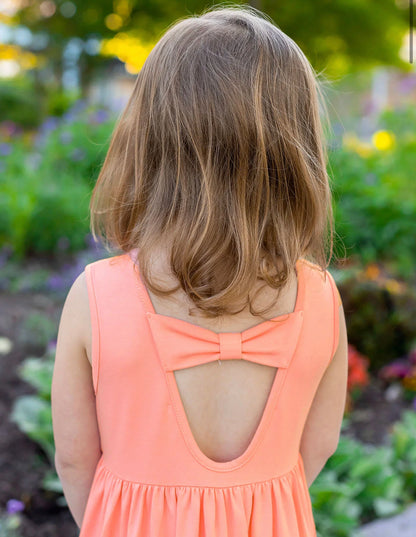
[373,498,401,518]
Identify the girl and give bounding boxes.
[51,4,348,536]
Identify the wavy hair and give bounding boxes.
[90,3,337,320]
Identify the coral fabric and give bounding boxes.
[80,250,342,537]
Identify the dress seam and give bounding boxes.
[98,454,302,490]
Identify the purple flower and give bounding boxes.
[41,116,59,132]
[62,110,77,123]
[71,147,86,161]
[59,131,73,145]
[399,75,416,94]
[379,360,410,380]
[7,498,25,514]
[47,274,65,291]
[69,99,87,115]
[0,142,12,156]
[89,109,109,124]
[47,340,57,353]
[85,233,98,248]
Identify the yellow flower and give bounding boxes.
[342,132,373,157]
[342,132,360,151]
[372,130,396,151]
[384,279,403,295]
[355,143,373,158]
[402,376,416,391]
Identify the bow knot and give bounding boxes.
[218,332,242,361]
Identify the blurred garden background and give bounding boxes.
[0,0,415,536]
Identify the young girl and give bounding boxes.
[51,4,348,536]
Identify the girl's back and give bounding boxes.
[77,247,344,537]
[52,5,348,536]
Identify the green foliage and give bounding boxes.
[338,276,416,372]
[330,105,416,280]
[45,87,80,117]
[23,175,91,256]
[0,512,23,537]
[0,77,44,129]
[17,313,57,352]
[1,104,111,261]
[11,332,416,534]
[311,412,416,537]
[18,356,55,399]
[10,395,54,464]
[10,347,63,497]
[390,411,416,494]
[263,0,409,77]
[12,0,409,85]
[0,261,52,293]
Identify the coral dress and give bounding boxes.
[80,250,341,537]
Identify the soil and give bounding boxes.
[0,290,79,536]
[0,273,414,536]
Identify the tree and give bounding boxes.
[6,0,411,92]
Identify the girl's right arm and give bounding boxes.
[299,301,349,488]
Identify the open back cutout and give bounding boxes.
[126,250,305,468]
[173,360,277,463]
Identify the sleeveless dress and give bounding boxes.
[80,250,342,537]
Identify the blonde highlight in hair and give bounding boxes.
[90,3,336,320]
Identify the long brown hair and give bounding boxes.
[90,3,336,320]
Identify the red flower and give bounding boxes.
[347,344,370,391]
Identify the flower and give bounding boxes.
[47,340,57,354]
[59,131,73,145]
[0,142,12,156]
[6,499,25,514]
[365,263,380,280]
[89,109,110,124]
[399,74,416,93]
[402,375,416,391]
[71,147,86,161]
[348,345,370,391]
[47,274,65,291]
[384,278,404,295]
[379,359,410,381]
[371,130,396,151]
[0,337,13,355]
[41,116,59,132]
[342,132,373,157]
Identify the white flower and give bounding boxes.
[0,337,13,355]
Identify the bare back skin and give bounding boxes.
[85,249,299,463]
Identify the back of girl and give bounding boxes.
[52,4,348,537]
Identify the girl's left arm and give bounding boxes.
[51,270,102,529]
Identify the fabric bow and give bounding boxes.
[145,309,304,371]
